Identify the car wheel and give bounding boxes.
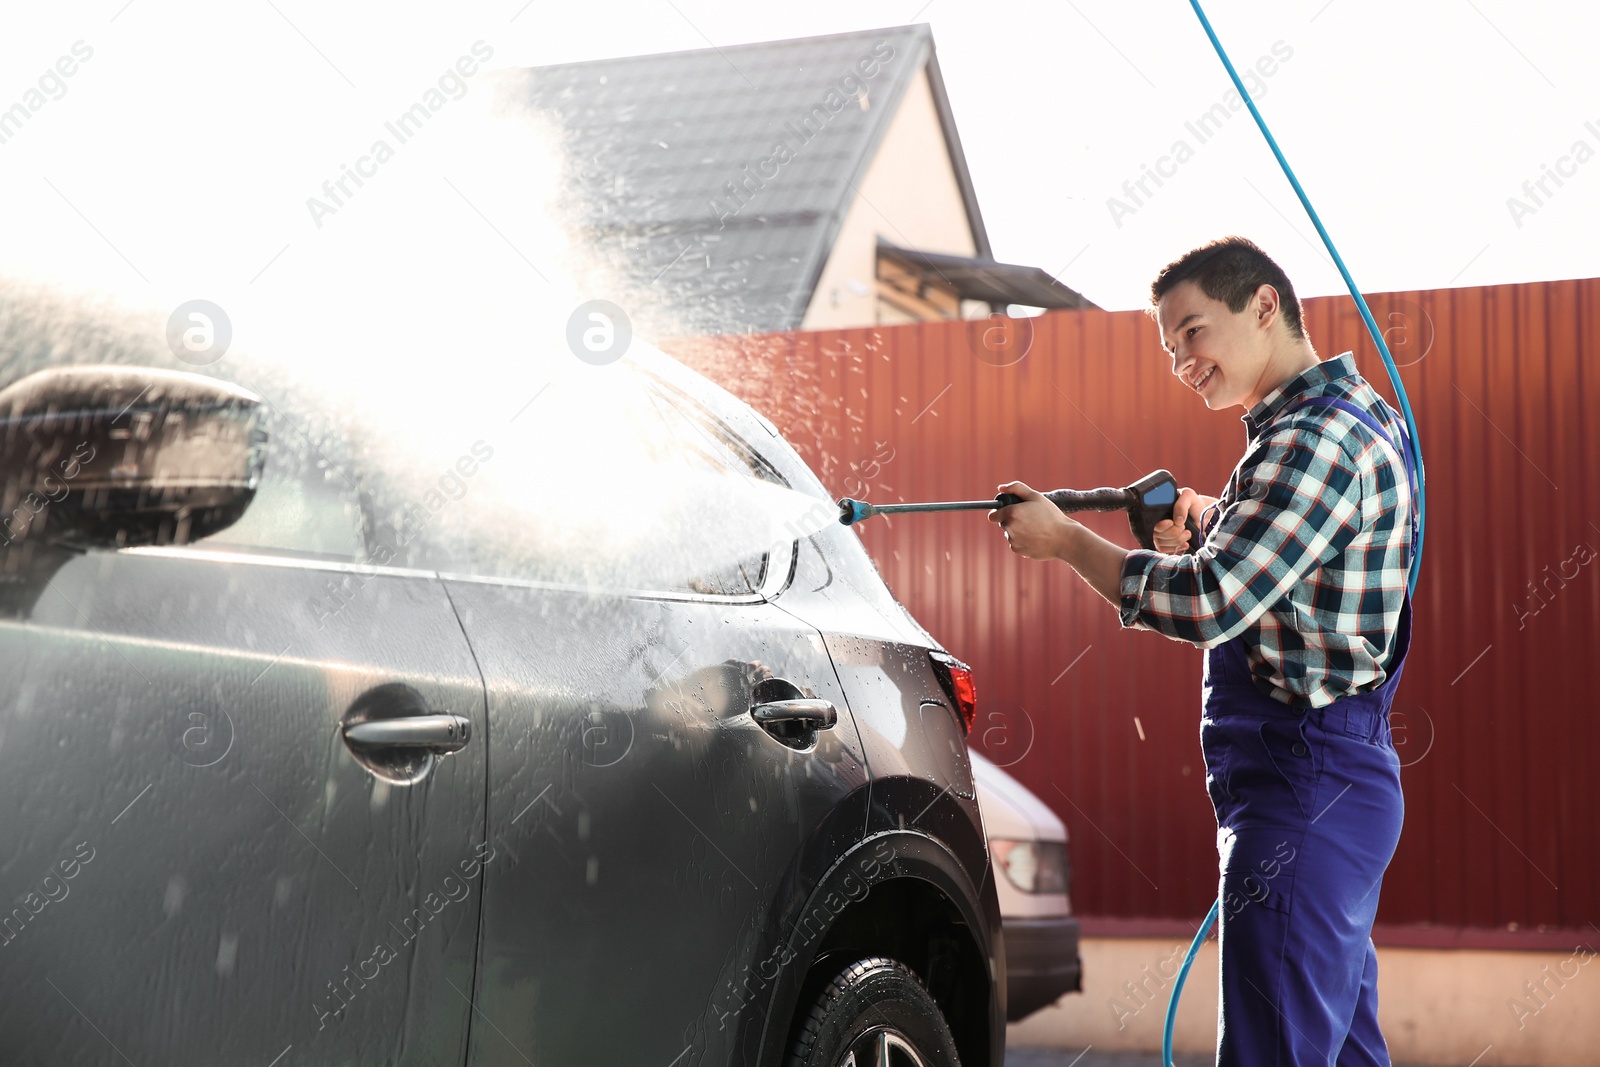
[787,956,962,1067]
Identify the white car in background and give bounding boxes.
[972,752,1084,1021]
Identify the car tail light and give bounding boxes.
[928,651,977,734]
[991,839,1071,895]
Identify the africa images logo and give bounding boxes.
[312,840,496,1030]
[1106,40,1293,228]
[707,40,895,229]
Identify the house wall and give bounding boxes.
[799,64,980,331]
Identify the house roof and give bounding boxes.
[878,240,1099,311]
[500,24,991,336]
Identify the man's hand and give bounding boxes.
[1152,486,1219,553]
[992,479,1128,606]
[988,481,1083,561]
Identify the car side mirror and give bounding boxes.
[0,366,268,613]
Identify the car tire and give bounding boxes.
[786,955,962,1067]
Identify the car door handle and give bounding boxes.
[343,714,473,753]
[750,699,837,730]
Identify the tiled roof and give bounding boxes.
[499,24,986,336]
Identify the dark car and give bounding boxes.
[0,297,1004,1066]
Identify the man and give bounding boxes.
[990,236,1417,1066]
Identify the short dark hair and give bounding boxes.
[1149,236,1306,340]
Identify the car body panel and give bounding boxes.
[970,752,1083,1020]
[972,752,1068,842]
[447,578,870,1067]
[0,548,487,1064]
[1001,915,1082,1021]
[632,344,1006,1064]
[1,333,1009,1067]
[749,827,1003,1065]
[972,752,1071,919]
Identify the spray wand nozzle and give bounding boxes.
[837,469,1204,554]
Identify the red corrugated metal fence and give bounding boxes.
[666,277,1598,939]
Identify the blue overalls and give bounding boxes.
[1200,396,1418,1066]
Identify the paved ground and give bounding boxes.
[1005,1050,1210,1067]
[1006,1051,1439,1067]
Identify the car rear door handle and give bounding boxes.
[343,714,473,753]
[750,699,837,730]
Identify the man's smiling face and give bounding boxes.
[1156,279,1275,411]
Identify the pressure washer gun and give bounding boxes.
[836,469,1205,554]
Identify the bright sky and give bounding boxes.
[1,0,1596,315]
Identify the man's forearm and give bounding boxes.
[1054,522,1130,608]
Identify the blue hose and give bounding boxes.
[1162,4,1428,1063]
[1163,896,1220,1062]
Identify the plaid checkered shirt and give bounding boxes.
[1118,352,1416,709]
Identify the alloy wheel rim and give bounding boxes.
[836,1026,928,1067]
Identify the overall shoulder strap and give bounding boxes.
[1287,394,1419,678]
[1286,395,1419,553]
[1286,397,1412,482]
